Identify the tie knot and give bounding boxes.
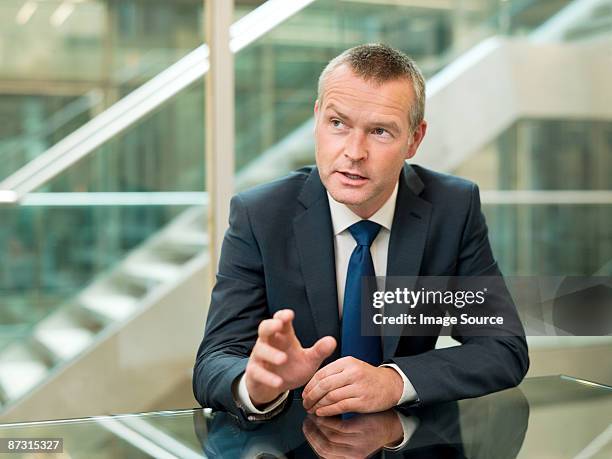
[348,220,381,247]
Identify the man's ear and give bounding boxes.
[405,120,427,160]
[313,100,320,135]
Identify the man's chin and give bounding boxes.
[327,189,367,207]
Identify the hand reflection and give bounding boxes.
[302,410,403,458]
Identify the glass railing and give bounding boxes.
[0,0,261,181]
[42,82,206,193]
[0,203,193,352]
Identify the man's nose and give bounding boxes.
[343,130,367,161]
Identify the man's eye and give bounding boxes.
[373,127,388,136]
[331,119,343,128]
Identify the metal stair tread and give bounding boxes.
[0,345,49,401]
[79,293,139,322]
[161,230,209,247]
[34,327,95,362]
[121,260,182,283]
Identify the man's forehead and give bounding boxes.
[320,66,414,116]
[320,88,411,127]
[324,64,414,95]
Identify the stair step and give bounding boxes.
[122,260,181,283]
[162,230,209,248]
[107,275,153,298]
[79,293,139,322]
[0,344,49,401]
[33,314,95,362]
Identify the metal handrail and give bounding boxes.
[0,0,317,204]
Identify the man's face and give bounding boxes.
[314,65,426,219]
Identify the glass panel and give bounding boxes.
[0,203,196,349]
[452,119,612,276]
[454,119,612,191]
[0,0,207,180]
[483,204,612,276]
[234,0,572,172]
[44,83,206,193]
[0,1,263,181]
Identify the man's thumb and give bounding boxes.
[307,336,336,363]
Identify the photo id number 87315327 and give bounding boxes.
[0,438,63,453]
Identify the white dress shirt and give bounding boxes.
[235,181,418,419]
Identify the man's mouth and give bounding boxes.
[339,171,367,181]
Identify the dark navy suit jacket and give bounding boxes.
[193,164,529,420]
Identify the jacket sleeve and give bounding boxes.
[389,184,529,406]
[193,194,270,419]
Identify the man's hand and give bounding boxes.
[302,357,403,416]
[245,309,336,407]
[302,410,404,458]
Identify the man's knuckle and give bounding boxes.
[250,367,263,382]
[251,343,261,356]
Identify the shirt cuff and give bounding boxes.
[235,373,290,415]
[384,410,420,451]
[380,363,418,405]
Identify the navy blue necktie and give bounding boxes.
[341,220,382,366]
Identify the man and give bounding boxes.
[193,44,529,423]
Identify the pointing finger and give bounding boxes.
[258,318,283,340]
[252,341,288,366]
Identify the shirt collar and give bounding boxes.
[327,182,398,236]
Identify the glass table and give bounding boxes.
[0,375,610,458]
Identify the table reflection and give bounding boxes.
[0,376,609,458]
[196,386,529,458]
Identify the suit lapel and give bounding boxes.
[384,163,432,358]
[293,168,342,352]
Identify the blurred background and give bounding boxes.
[0,0,610,430]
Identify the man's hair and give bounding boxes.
[317,43,426,133]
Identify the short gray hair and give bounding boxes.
[317,43,426,132]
